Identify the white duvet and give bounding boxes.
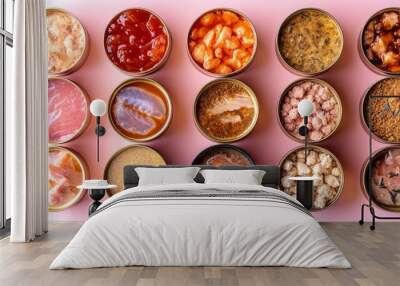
[50,183,351,269]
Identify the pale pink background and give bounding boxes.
[47,0,400,222]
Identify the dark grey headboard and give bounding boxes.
[123,165,280,190]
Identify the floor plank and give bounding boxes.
[0,222,399,286]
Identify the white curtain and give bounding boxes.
[8,0,48,242]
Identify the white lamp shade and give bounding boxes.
[297,99,314,117]
[90,99,107,117]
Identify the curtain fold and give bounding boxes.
[9,0,48,242]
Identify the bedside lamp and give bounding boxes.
[289,99,315,210]
[90,99,107,162]
[297,99,314,159]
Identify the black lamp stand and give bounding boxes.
[296,116,314,210]
[359,95,400,231]
[88,188,106,216]
[295,180,313,210]
[298,116,309,160]
[95,116,106,162]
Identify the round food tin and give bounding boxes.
[277,78,342,143]
[47,8,90,76]
[194,78,259,142]
[187,8,257,77]
[359,8,400,76]
[104,8,172,76]
[192,144,255,166]
[279,145,344,211]
[108,78,173,142]
[359,77,400,144]
[103,145,166,196]
[361,147,400,212]
[48,146,89,211]
[48,77,90,145]
[276,8,344,76]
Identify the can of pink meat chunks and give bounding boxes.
[361,147,400,212]
[277,78,342,143]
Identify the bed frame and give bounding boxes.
[123,165,281,190]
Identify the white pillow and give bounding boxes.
[136,167,201,186]
[200,169,266,185]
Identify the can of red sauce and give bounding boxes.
[104,8,172,76]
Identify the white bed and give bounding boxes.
[50,181,350,269]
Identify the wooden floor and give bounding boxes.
[0,222,399,286]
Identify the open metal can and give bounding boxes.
[48,146,89,211]
[279,145,344,211]
[187,8,257,77]
[104,144,166,196]
[275,8,344,76]
[358,8,400,76]
[104,8,172,76]
[48,77,91,145]
[277,78,342,143]
[108,78,173,142]
[360,147,400,212]
[192,144,255,166]
[194,78,259,142]
[359,77,400,144]
[47,8,90,76]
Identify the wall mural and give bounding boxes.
[46,0,400,220]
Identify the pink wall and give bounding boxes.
[47,0,400,222]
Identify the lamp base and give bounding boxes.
[88,189,106,216]
[296,180,313,210]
